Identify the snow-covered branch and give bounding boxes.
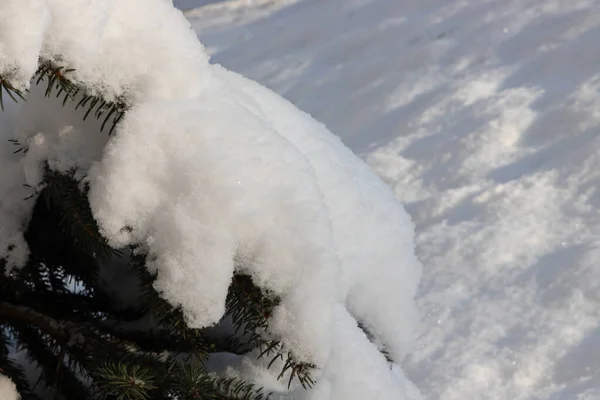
[0,1,421,399]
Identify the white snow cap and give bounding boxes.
[0,375,20,400]
[0,0,422,399]
[0,0,50,90]
[0,0,210,100]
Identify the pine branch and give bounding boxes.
[226,274,315,389]
[34,62,77,102]
[0,301,69,342]
[95,363,156,400]
[0,76,26,111]
[357,322,393,363]
[128,254,214,358]
[164,362,271,400]
[2,301,181,399]
[32,61,126,135]
[0,328,42,400]
[214,375,271,400]
[1,60,127,137]
[41,168,120,261]
[9,324,91,399]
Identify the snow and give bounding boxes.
[0,0,49,90]
[0,1,421,399]
[0,0,212,268]
[186,0,600,399]
[1,0,210,101]
[0,375,19,400]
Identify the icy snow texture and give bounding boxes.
[0,375,19,400]
[0,0,421,399]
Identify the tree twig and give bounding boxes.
[0,301,69,341]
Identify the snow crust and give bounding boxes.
[0,0,422,399]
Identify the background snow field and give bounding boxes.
[187,0,600,399]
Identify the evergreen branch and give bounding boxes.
[2,302,177,399]
[0,298,165,363]
[225,274,315,389]
[357,322,393,363]
[166,362,215,399]
[0,77,26,111]
[2,61,127,136]
[4,280,139,326]
[33,61,127,135]
[213,375,271,400]
[0,328,42,400]
[0,301,69,342]
[41,169,119,261]
[24,195,101,292]
[128,254,214,358]
[96,322,204,356]
[95,363,156,400]
[8,138,28,155]
[1,292,178,372]
[34,62,78,100]
[227,275,278,332]
[9,324,91,399]
[165,362,270,400]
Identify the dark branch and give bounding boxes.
[0,301,68,342]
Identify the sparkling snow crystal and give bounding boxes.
[0,1,422,399]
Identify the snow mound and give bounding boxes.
[0,0,422,399]
[187,0,600,398]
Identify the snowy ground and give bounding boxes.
[187,1,600,399]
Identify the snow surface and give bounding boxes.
[0,1,421,399]
[186,0,600,399]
